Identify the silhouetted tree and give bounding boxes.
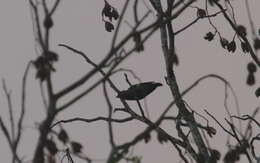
[0,0,259,163]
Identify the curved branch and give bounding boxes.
[51,117,134,128]
[232,115,260,127]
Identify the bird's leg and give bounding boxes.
[136,100,145,118]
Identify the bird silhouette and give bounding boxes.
[117,82,162,100]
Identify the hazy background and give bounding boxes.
[0,0,259,162]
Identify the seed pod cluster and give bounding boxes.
[246,62,257,86]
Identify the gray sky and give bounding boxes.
[0,0,259,162]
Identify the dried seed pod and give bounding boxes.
[204,32,214,41]
[45,139,58,155]
[237,25,247,37]
[247,62,257,73]
[44,16,53,29]
[197,8,206,18]
[255,87,260,97]
[227,41,236,53]
[220,38,229,49]
[105,21,114,32]
[71,141,83,154]
[254,38,260,50]
[58,129,69,144]
[246,73,255,86]
[241,41,250,53]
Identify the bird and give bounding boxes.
[116,82,162,101]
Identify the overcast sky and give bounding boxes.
[0,0,259,163]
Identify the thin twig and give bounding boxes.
[14,62,32,150]
[225,119,252,163]
[204,110,234,136]
[58,44,120,93]
[244,0,256,37]
[111,0,130,48]
[29,0,44,49]
[0,118,13,151]
[213,1,260,67]
[136,100,145,117]
[133,0,139,24]
[2,79,15,141]
[50,0,61,16]
[51,117,134,128]
[102,81,116,147]
[175,10,224,35]
[232,114,260,127]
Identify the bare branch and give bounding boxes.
[111,0,130,48]
[51,117,134,128]
[205,110,235,137]
[213,1,260,67]
[2,79,15,141]
[14,62,32,149]
[50,0,61,16]
[250,133,260,162]
[0,117,13,151]
[232,114,260,127]
[133,0,139,24]
[57,43,120,111]
[245,0,256,37]
[103,81,116,147]
[175,10,224,35]
[29,0,45,49]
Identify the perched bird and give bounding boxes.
[117,82,162,101]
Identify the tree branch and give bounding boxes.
[51,116,134,128]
